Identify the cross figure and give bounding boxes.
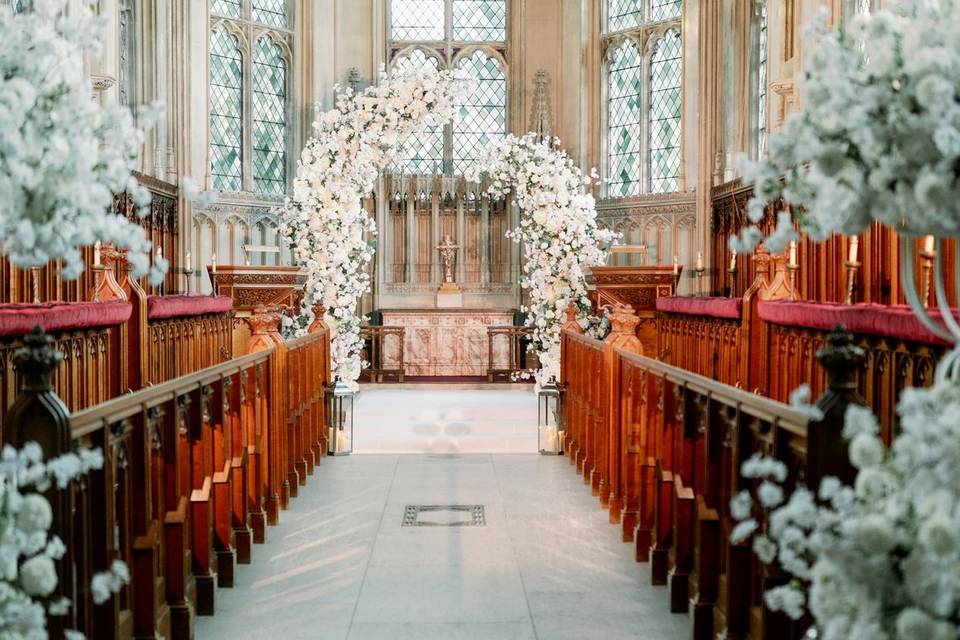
[436,235,460,284]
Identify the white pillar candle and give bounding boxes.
[848,236,859,264]
[185,251,192,273]
[211,253,217,274]
[696,251,704,271]
[93,242,101,267]
[673,256,678,275]
[789,240,798,268]
[156,246,163,261]
[729,250,737,271]
[924,235,935,255]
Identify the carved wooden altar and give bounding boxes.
[587,265,680,353]
[208,265,305,313]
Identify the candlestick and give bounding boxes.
[844,259,861,305]
[696,251,704,271]
[919,236,936,308]
[94,241,101,267]
[848,236,859,264]
[92,265,103,303]
[787,263,799,302]
[672,256,678,275]
[30,267,40,304]
[789,240,798,268]
[729,250,737,272]
[727,265,738,299]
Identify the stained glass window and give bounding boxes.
[253,37,287,194]
[649,0,681,22]
[392,0,445,41]
[210,0,241,18]
[118,0,135,106]
[608,0,642,32]
[757,1,768,157]
[393,50,444,174]
[648,31,681,193]
[253,0,287,28]
[607,40,643,197]
[209,25,243,192]
[453,51,507,175]
[856,0,872,13]
[453,0,507,42]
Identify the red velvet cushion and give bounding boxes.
[757,301,951,346]
[656,296,743,320]
[147,294,234,320]
[0,301,133,338]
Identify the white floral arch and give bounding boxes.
[281,68,614,386]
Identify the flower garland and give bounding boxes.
[0,443,128,639]
[279,66,471,384]
[0,1,165,282]
[467,134,616,385]
[732,2,960,254]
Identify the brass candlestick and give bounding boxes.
[184,267,194,295]
[91,265,104,303]
[787,263,799,301]
[30,267,40,304]
[919,248,935,308]
[727,267,738,298]
[695,267,706,296]
[844,260,861,305]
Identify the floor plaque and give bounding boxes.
[402,505,486,527]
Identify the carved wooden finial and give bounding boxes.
[308,302,329,334]
[563,303,583,334]
[604,303,643,355]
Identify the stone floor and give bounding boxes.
[197,453,691,639]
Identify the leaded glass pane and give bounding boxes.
[757,2,768,157]
[453,0,506,42]
[453,51,506,175]
[209,25,243,192]
[607,39,643,197]
[856,0,872,13]
[649,30,681,194]
[253,0,287,29]
[12,0,26,13]
[649,0,681,22]
[210,0,240,18]
[393,50,444,174]
[253,37,287,194]
[392,0,445,41]
[608,0,642,32]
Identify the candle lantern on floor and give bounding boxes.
[325,378,354,456]
[538,377,563,455]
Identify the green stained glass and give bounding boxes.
[210,0,240,18]
[209,25,243,192]
[391,0,444,41]
[393,50,443,174]
[253,37,287,194]
[649,0,681,22]
[607,0,642,32]
[649,30,681,193]
[453,0,506,42]
[607,39,643,197]
[253,0,287,29]
[453,51,506,175]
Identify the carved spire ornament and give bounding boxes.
[529,70,553,145]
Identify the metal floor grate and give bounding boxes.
[402,504,486,527]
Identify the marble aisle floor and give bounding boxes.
[352,384,540,454]
[197,453,692,640]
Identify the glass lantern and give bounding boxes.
[325,378,354,456]
[538,377,563,455]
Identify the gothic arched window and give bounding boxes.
[604,0,683,197]
[607,40,644,197]
[755,0,768,158]
[649,30,682,193]
[388,0,508,176]
[209,0,292,194]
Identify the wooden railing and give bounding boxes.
[486,325,533,381]
[560,308,861,640]
[360,326,405,382]
[2,316,330,639]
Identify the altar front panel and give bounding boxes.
[381,310,514,377]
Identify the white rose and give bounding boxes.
[19,555,58,597]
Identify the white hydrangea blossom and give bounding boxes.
[731,380,960,638]
[466,135,617,385]
[279,65,472,384]
[0,443,129,639]
[0,1,166,283]
[733,2,960,251]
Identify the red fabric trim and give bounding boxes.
[0,301,133,339]
[757,301,951,346]
[146,294,234,320]
[656,296,743,320]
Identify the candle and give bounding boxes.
[789,240,798,268]
[673,256,678,275]
[211,253,217,274]
[696,251,704,271]
[185,251,192,272]
[924,235,935,255]
[93,241,101,267]
[729,250,737,271]
[848,236,859,264]
[156,246,163,261]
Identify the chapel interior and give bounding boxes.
[2,0,952,638]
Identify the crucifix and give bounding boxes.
[436,235,460,291]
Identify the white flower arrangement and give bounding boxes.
[0,1,166,283]
[732,1,960,253]
[733,382,960,639]
[467,134,617,385]
[0,443,129,639]
[279,65,472,384]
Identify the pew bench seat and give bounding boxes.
[0,300,133,338]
